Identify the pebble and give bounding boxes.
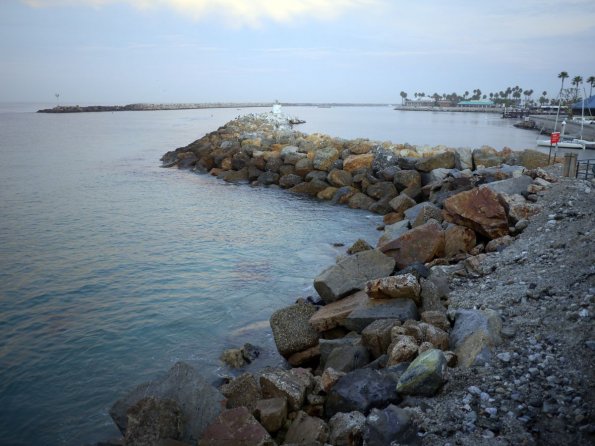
[497,352,511,362]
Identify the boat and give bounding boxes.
[536,138,586,149]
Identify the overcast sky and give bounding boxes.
[2,0,594,104]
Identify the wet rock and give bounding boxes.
[380,221,445,269]
[449,309,502,367]
[317,186,338,200]
[270,301,319,357]
[254,398,287,434]
[396,349,447,396]
[124,397,184,446]
[363,404,420,446]
[328,411,366,446]
[256,171,280,186]
[347,192,375,210]
[443,186,509,239]
[220,373,262,411]
[284,411,329,445]
[220,348,245,368]
[332,186,358,205]
[109,362,223,444]
[342,298,418,333]
[365,274,421,303]
[289,179,329,196]
[313,250,395,303]
[279,173,303,188]
[325,368,400,417]
[200,407,275,446]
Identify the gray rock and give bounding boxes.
[314,249,395,303]
[284,411,329,445]
[396,349,447,396]
[372,147,399,174]
[270,301,319,357]
[449,309,502,367]
[260,368,312,411]
[319,335,363,366]
[254,398,287,434]
[366,181,398,200]
[124,397,184,446]
[305,170,329,182]
[279,173,303,188]
[325,368,401,417]
[257,171,280,186]
[363,404,420,446]
[220,373,262,411]
[362,319,401,358]
[328,411,366,446]
[415,151,456,172]
[342,298,418,333]
[486,174,532,196]
[109,362,224,444]
[324,345,371,373]
[377,220,410,249]
[200,407,275,446]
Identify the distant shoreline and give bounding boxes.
[36,102,391,113]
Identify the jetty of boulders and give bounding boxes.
[104,112,593,446]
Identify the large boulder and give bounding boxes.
[124,397,184,446]
[516,149,552,169]
[327,169,353,187]
[325,368,400,417]
[344,153,374,172]
[415,151,456,172]
[396,349,447,396]
[220,373,262,411]
[363,405,420,446]
[442,186,509,239]
[260,368,312,411]
[314,250,396,303]
[393,170,422,198]
[200,407,275,446]
[284,411,329,444]
[342,298,418,333]
[313,147,340,171]
[279,173,303,189]
[309,290,368,332]
[377,220,411,249]
[449,309,502,367]
[485,175,532,196]
[289,179,329,196]
[365,274,421,303]
[366,181,398,200]
[362,319,401,358]
[372,147,400,174]
[380,221,445,270]
[270,301,319,357]
[109,362,224,444]
[329,411,366,446]
[254,398,287,434]
[324,345,371,373]
[472,146,503,168]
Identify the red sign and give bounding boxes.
[550,132,560,144]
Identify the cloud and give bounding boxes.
[22,0,378,27]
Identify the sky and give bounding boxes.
[1,0,594,104]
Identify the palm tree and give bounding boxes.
[572,75,583,101]
[400,91,407,105]
[587,76,595,98]
[554,72,569,132]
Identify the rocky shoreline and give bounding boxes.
[98,112,593,446]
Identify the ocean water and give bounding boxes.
[0,104,578,445]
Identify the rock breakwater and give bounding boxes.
[101,112,593,446]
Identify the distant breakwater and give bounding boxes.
[37,102,390,114]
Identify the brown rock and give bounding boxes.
[254,398,287,434]
[419,322,449,350]
[348,139,375,155]
[308,291,368,332]
[295,158,314,177]
[317,186,339,200]
[289,180,329,196]
[443,186,509,239]
[125,397,184,446]
[411,202,443,228]
[348,192,375,210]
[288,344,321,367]
[383,212,404,225]
[343,153,374,172]
[444,225,476,257]
[327,169,353,187]
[220,373,262,411]
[380,221,445,269]
[365,274,421,304]
[200,407,274,446]
[415,151,456,172]
[321,368,346,393]
[347,238,373,254]
[284,411,329,444]
[387,335,419,366]
[421,310,450,332]
[388,193,416,214]
[472,146,503,168]
[485,235,514,252]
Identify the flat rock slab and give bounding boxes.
[342,298,418,333]
[314,249,396,304]
[200,407,275,446]
[109,362,224,444]
[309,291,368,332]
[325,368,401,417]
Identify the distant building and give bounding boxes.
[404,98,436,107]
[571,95,595,116]
[457,100,496,108]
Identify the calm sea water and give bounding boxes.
[0,104,577,445]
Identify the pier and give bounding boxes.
[529,115,595,140]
